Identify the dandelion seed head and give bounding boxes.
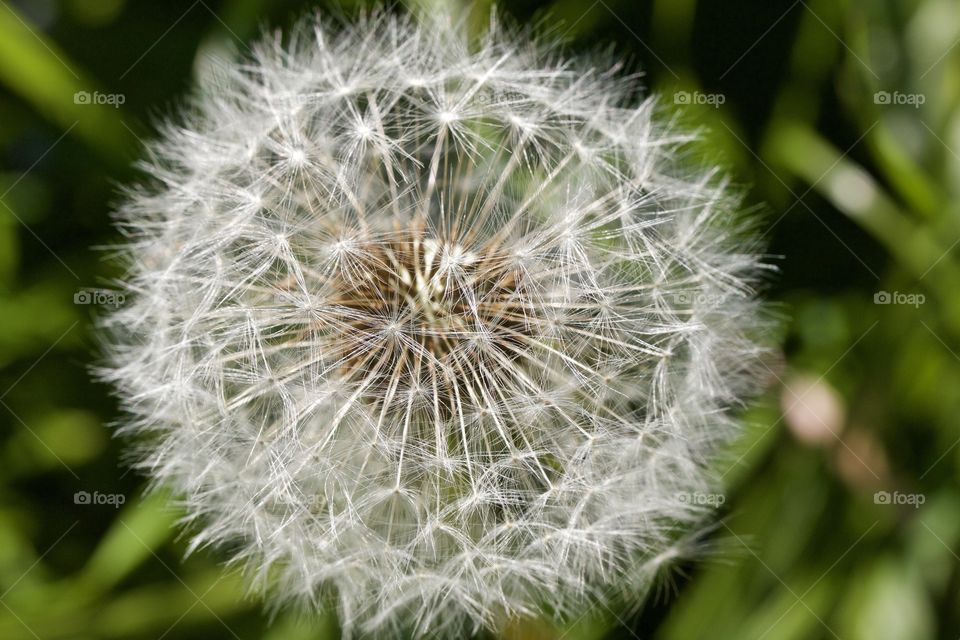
[100,9,769,638]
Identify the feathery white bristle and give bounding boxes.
[99,9,768,637]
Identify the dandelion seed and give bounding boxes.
[99,9,769,638]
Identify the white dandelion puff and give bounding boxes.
[99,9,770,637]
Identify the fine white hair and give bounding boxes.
[100,9,769,638]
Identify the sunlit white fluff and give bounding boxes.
[100,10,768,637]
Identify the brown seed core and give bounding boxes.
[325,233,531,394]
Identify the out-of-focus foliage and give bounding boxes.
[0,0,956,638]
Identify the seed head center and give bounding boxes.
[329,234,528,382]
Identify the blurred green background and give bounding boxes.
[1,0,958,638]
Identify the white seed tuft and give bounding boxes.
[99,9,769,638]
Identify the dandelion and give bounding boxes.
[100,9,769,637]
